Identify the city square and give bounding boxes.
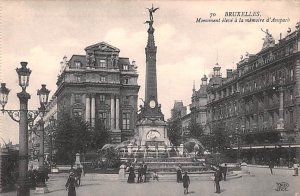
[1,1,300,196]
[2,167,300,196]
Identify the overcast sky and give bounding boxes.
[1,0,299,144]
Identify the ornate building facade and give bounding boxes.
[54,42,140,143]
[206,25,300,163]
[190,75,208,128]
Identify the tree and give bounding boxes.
[210,123,230,153]
[188,122,204,140]
[99,147,121,168]
[167,118,182,146]
[54,113,90,164]
[89,120,111,151]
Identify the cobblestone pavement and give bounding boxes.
[2,167,300,196]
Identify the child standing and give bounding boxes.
[182,171,190,195]
[152,170,159,181]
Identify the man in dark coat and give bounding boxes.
[222,163,227,181]
[76,165,82,186]
[182,172,190,194]
[269,160,274,175]
[137,164,143,183]
[142,161,147,182]
[214,166,222,194]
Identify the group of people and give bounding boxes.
[65,164,84,196]
[127,161,148,183]
[176,163,227,194]
[176,165,191,194]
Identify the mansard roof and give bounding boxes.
[118,57,130,65]
[84,41,120,53]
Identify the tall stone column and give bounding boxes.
[116,96,120,130]
[85,94,91,124]
[91,94,96,127]
[110,95,115,129]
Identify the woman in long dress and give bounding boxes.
[66,172,78,196]
[127,165,136,183]
[176,165,182,183]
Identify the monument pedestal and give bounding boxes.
[136,118,170,146]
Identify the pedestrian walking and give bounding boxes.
[127,164,136,183]
[137,164,143,183]
[222,163,227,181]
[176,164,183,183]
[142,161,147,182]
[269,160,274,175]
[65,172,78,196]
[293,158,299,176]
[213,166,222,194]
[76,165,82,186]
[182,172,190,195]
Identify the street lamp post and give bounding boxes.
[0,62,50,196]
[37,84,50,167]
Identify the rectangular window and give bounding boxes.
[99,59,106,68]
[74,61,81,69]
[272,74,276,82]
[75,75,81,82]
[100,76,106,82]
[98,111,107,127]
[122,113,130,130]
[124,78,129,84]
[75,94,82,103]
[290,90,293,101]
[290,69,294,80]
[73,109,83,117]
[123,96,130,105]
[290,111,294,124]
[123,65,129,70]
[99,95,105,103]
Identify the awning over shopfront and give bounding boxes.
[230,144,300,150]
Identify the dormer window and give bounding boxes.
[74,61,81,69]
[99,59,106,68]
[123,64,129,70]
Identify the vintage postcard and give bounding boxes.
[0,0,300,196]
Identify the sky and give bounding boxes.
[0,0,299,144]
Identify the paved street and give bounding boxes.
[2,167,300,196]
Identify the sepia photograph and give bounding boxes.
[0,0,300,195]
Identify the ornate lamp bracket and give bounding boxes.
[3,109,40,123]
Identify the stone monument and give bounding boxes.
[136,5,171,147]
